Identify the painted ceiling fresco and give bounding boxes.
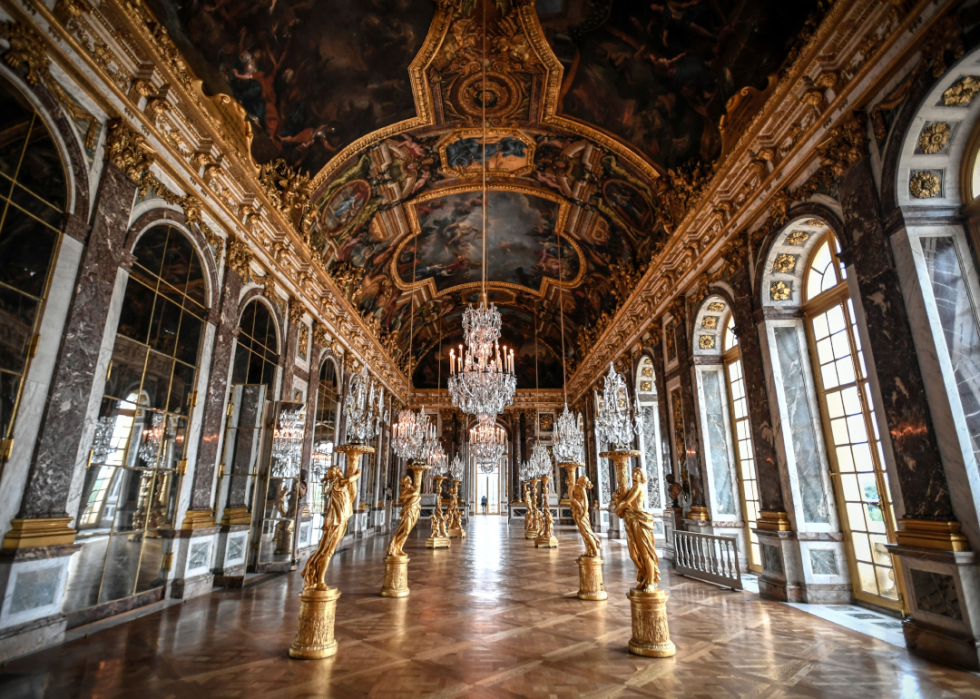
[540,0,818,169]
[145,0,434,174]
[151,0,819,388]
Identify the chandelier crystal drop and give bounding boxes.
[138,412,167,467]
[271,407,305,478]
[552,403,584,464]
[393,407,429,461]
[470,414,506,472]
[344,364,384,444]
[421,417,443,468]
[593,362,638,450]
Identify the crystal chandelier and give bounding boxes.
[393,408,429,462]
[92,415,115,465]
[470,414,506,472]
[345,364,384,444]
[552,404,584,464]
[311,442,333,481]
[138,412,167,467]
[594,362,637,450]
[271,407,304,478]
[448,305,517,417]
[421,417,444,469]
[449,452,463,481]
[529,441,553,479]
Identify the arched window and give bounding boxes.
[309,358,340,546]
[68,225,207,613]
[0,75,68,461]
[803,232,901,609]
[635,356,664,516]
[722,314,761,572]
[232,300,280,389]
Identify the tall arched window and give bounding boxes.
[68,225,207,613]
[232,300,280,389]
[803,233,902,609]
[635,356,664,518]
[722,315,762,572]
[0,75,68,463]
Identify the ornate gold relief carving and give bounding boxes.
[698,335,715,350]
[909,171,941,199]
[918,123,951,154]
[773,253,797,274]
[259,159,315,240]
[106,118,155,181]
[770,281,791,301]
[288,299,305,325]
[785,230,810,246]
[640,381,652,392]
[701,316,718,329]
[943,77,980,107]
[641,366,653,378]
[312,321,329,349]
[707,302,725,312]
[226,235,252,279]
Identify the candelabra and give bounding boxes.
[553,404,584,465]
[344,364,384,445]
[595,363,673,657]
[393,407,428,463]
[138,412,166,467]
[271,408,305,479]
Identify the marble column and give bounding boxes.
[15,161,137,526]
[726,246,787,516]
[839,158,955,521]
[669,299,708,513]
[186,262,245,518]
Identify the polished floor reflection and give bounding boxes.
[3,517,979,698]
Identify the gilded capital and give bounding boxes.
[226,235,252,279]
[106,118,155,182]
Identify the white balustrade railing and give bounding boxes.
[673,531,742,591]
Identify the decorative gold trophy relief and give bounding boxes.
[918,123,951,154]
[770,280,792,301]
[772,253,797,274]
[909,171,941,199]
[785,230,810,246]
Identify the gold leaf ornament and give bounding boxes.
[943,76,980,107]
[917,123,951,154]
[909,171,941,199]
[773,253,797,274]
[770,281,792,301]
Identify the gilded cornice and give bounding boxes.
[0,0,411,399]
[565,0,959,402]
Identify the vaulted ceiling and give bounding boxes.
[149,0,817,388]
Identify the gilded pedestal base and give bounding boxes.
[447,527,465,538]
[425,536,450,549]
[288,587,341,659]
[380,554,410,597]
[627,588,675,657]
[577,556,607,600]
[525,529,538,539]
[535,534,558,548]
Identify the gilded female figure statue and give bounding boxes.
[523,482,535,534]
[301,463,361,590]
[571,475,601,558]
[613,467,660,591]
[387,475,421,557]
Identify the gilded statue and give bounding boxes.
[613,467,660,591]
[301,464,361,590]
[388,475,421,557]
[571,476,601,558]
[522,482,535,534]
[447,481,461,531]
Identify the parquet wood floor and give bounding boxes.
[2,517,979,698]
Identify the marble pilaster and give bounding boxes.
[648,340,675,490]
[839,158,955,520]
[670,303,707,510]
[17,162,137,521]
[188,266,245,513]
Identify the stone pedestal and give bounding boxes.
[288,587,340,659]
[627,588,675,657]
[754,528,851,604]
[577,556,607,601]
[380,555,410,598]
[170,528,218,599]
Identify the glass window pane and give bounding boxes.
[133,227,168,279]
[0,203,58,298]
[175,312,203,366]
[117,278,155,344]
[148,296,182,357]
[141,352,174,411]
[0,284,37,377]
[16,127,66,211]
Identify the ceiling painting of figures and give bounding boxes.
[144,0,435,174]
[395,188,581,296]
[540,0,818,169]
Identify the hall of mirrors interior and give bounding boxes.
[2,0,980,696]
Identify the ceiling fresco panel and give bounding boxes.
[144,0,435,174]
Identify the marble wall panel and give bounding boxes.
[19,164,137,519]
[0,556,71,628]
[773,326,831,524]
[699,369,736,516]
[649,341,675,501]
[639,405,663,510]
[673,309,706,507]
